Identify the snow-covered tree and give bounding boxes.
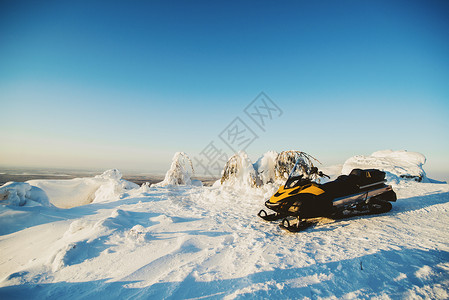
[274,150,320,181]
[155,152,196,187]
[220,151,261,188]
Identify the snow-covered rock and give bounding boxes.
[342,150,428,182]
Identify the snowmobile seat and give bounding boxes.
[320,169,385,199]
[321,175,359,199]
[349,169,385,187]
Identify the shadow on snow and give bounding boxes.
[1,247,448,299]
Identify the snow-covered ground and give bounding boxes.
[1,151,448,299]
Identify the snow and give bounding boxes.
[0,182,52,207]
[25,169,139,208]
[1,150,449,299]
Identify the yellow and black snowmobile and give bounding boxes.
[258,160,396,232]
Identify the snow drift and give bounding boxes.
[342,150,429,182]
[0,169,139,208]
[0,182,52,207]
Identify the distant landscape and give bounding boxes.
[0,167,216,187]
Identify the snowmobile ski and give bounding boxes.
[257,209,287,221]
[279,218,316,233]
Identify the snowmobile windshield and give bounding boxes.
[288,157,311,179]
[283,157,313,188]
[285,176,308,188]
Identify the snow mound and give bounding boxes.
[342,150,428,182]
[155,152,202,187]
[95,168,122,181]
[0,182,52,207]
[219,151,261,188]
[26,169,139,208]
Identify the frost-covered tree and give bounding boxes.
[156,152,195,186]
[274,150,320,181]
[254,151,278,184]
[220,151,261,187]
[219,150,320,188]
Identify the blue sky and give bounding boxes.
[1,0,448,179]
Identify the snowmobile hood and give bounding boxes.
[269,182,325,204]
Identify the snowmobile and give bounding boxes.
[258,159,396,232]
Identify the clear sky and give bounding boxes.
[1,0,448,180]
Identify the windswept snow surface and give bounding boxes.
[1,164,449,298]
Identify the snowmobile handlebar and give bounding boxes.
[289,158,329,180]
[310,167,330,179]
[318,171,330,179]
